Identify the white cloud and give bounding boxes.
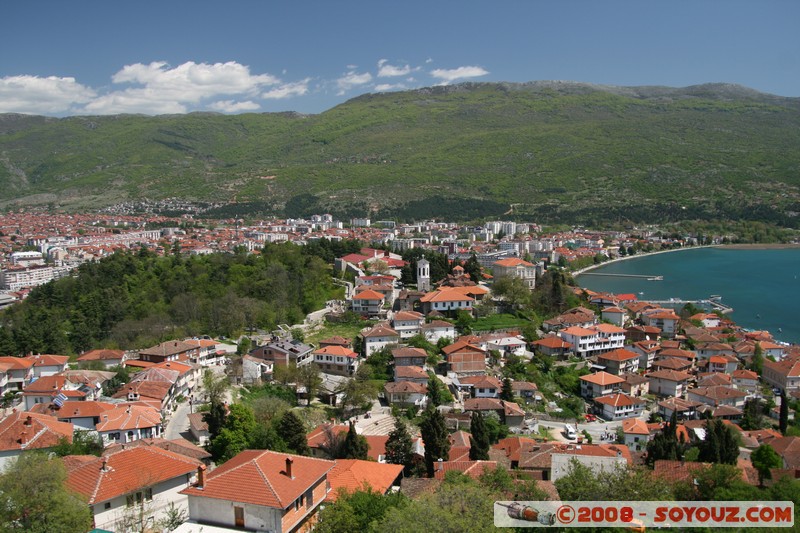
[263,79,310,100]
[336,70,372,95]
[0,75,96,114]
[377,60,412,78]
[430,65,489,84]
[374,83,407,92]
[208,100,261,113]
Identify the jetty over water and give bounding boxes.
[580,272,664,281]
[645,298,734,314]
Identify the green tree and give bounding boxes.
[500,377,515,402]
[317,488,407,533]
[297,363,323,407]
[0,452,92,533]
[698,419,739,465]
[468,411,490,461]
[427,372,445,407]
[645,411,685,466]
[751,443,783,487]
[210,403,258,462]
[52,430,103,457]
[780,391,789,435]
[277,410,310,456]
[740,398,766,430]
[343,421,369,460]
[385,419,414,472]
[420,406,451,477]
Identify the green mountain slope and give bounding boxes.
[1,81,799,225]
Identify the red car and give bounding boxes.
[584,414,597,422]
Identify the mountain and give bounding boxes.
[1,81,799,225]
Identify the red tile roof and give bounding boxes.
[0,411,74,452]
[313,345,358,358]
[580,371,625,386]
[326,459,404,501]
[181,450,335,508]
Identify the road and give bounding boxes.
[164,366,234,441]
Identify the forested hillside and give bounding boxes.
[1,82,800,225]
[0,240,356,355]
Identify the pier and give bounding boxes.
[579,272,664,281]
[645,298,734,314]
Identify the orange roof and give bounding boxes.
[362,325,399,338]
[326,459,404,501]
[580,371,625,386]
[78,350,125,361]
[95,405,162,432]
[420,289,474,303]
[67,446,202,504]
[594,393,642,407]
[181,450,335,509]
[432,460,498,479]
[25,354,69,367]
[560,326,597,337]
[494,257,534,268]
[598,348,640,362]
[353,289,386,300]
[0,356,35,369]
[593,323,626,333]
[313,345,358,358]
[622,418,650,435]
[532,336,572,349]
[0,411,73,452]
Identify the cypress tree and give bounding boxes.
[699,419,738,465]
[779,391,789,435]
[420,406,451,477]
[500,377,515,402]
[385,419,414,471]
[277,411,310,456]
[427,372,444,407]
[342,421,369,460]
[469,411,490,460]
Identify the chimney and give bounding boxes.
[18,431,26,445]
[24,415,32,426]
[438,458,443,471]
[101,458,108,472]
[285,457,294,479]
[197,465,206,488]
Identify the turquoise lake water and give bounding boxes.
[575,247,800,345]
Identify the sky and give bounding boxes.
[1,1,798,116]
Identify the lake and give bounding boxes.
[574,247,800,344]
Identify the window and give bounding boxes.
[104,502,111,510]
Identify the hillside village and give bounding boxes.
[0,209,799,531]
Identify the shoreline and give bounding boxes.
[572,245,717,278]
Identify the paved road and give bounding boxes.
[165,398,192,440]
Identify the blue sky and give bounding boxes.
[1,1,798,116]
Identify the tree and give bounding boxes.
[342,421,369,460]
[210,403,258,462]
[469,411,490,460]
[339,366,378,417]
[385,419,414,471]
[420,406,450,477]
[645,411,685,466]
[297,363,323,406]
[751,443,783,487]
[780,391,789,435]
[500,377,515,402]
[427,372,445,407]
[0,452,93,532]
[277,410,310,456]
[698,419,739,465]
[740,398,766,430]
[52,430,103,457]
[317,488,407,533]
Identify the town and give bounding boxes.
[0,207,798,532]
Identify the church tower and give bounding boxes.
[416,256,431,292]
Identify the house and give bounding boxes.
[66,445,202,531]
[732,369,759,391]
[483,332,527,356]
[181,450,335,533]
[318,336,352,349]
[641,309,681,338]
[420,320,457,343]
[558,324,624,359]
[463,398,525,427]
[251,339,314,367]
[384,381,428,407]
[361,325,401,357]
[394,365,429,384]
[0,411,74,470]
[37,400,115,430]
[139,340,199,363]
[151,360,199,398]
[707,354,739,374]
[187,412,210,445]
[511,380,539,403]
[459,375,503,398]
[593,393,645,421]
[95,404,163,446]
[513,442,630,481]
[687,386,748,409]
[651,357,693,374]
[597,348,640,375]
[312,345,359,376]
[442,339,487,375]
[625,325,662,343]
[622,418,651,451]
[392,346,428,367]
[351,289,386,317]
[326,459,404,501]
[24,354,69,377]
[242,354,274,385]
[113,380,174,414]
[391,311,425,339]
[690,313,721,329]
[531,335,573,358]
[184,338,225,366]
[645,369,692,398]
[621,373,650,397]
[601,306,627,327]
[657,397,702,421]
[492,257,536,289]
[306,424,390,463]
[628,340,660,371]
[695,342,735,360]
[579,371,625,400]
[0,356,34,391]
[762,358,800,393]
[542,307,596,332]
[419,288,474,317]
[77,349,127,369]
